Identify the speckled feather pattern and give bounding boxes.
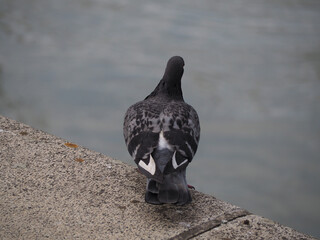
[123,96,200,161]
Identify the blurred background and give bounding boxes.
[1,0,320,237]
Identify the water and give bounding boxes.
[1,0,320,237]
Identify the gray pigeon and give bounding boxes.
[123,56,200,205]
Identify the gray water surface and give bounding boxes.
[1,0,320,237]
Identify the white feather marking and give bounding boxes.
[158,131,172,150]
[172,151,188,169]
[138,155,156,175]
[132,144,140,159]
[186,141,195,157]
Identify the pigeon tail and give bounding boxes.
[145,168,191,205]
[136,147,174,183]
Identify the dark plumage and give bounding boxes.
[123,56,200,205]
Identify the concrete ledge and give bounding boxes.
[0,115,316,239]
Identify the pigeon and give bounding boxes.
[123,56,200,205]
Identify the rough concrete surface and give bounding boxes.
[193,215,314,240]
[0,115,316,239]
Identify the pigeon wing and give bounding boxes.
[161,101,200,164]
[124,100,163,156]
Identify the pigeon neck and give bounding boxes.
[146,76,184,101]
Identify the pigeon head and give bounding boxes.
[163,56,185,82]
[146,56,185,101]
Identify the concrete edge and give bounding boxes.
[0,115,317,240]
[169,208,251,240]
